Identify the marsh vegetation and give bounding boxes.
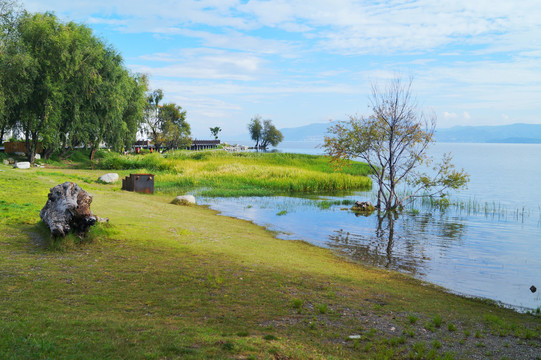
[93,150,373,196]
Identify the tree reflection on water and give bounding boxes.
[327,211,467,276]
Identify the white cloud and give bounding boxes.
[86,17,127,26]
[26,0,541,56]
[444,112,458,119]
[131,49,266,81]
[238,0,541,55]
[25,0,541,131]
[169,29,302,57]
[149,78,358,98]
[138,53,178,63]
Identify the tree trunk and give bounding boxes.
[89,147,96,161]
[40,182,105,237]
[376,180,383,209]
[26,133,37,164]
[60,146,71,159]
[25,129,31,162]
[59,133,69,158]
[42,147,54,160]
[0,124,5,146]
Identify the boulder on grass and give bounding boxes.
[14,161,31,169]
[171,195,196,206]
[98,173,119,184]
[40,182,105,237]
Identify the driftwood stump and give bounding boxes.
[40,182,100,237]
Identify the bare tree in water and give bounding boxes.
[324,76,469,212]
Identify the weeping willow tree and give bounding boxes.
[0,8,147,163]
[324,77,469,212]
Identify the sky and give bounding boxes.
[24,0,541,139]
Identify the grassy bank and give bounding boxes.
[1,165,541,359]
[92,150,372,196]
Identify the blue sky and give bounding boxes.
[25,0,541,138]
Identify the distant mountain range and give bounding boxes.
[278,122,541,144]
[435,123,541,143]
[279,122,332,142]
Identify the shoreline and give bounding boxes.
[1,165,540,359]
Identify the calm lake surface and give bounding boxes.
[201,142,541,310]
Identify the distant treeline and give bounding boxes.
[0,2,148,162]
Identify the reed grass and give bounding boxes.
[403,193,539,224]
[95,150,372,196]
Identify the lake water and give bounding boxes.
[200,142,541,311]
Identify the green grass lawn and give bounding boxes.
[0,164,540,359]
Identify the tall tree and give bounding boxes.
[324,77,469,211]
[143,89,163,147]
[248,115,262,148]
[0,0,22,144]
[0,0,25,145]
[87,47,134,160]
[9,12,68,163]
[260,119,283,149]
[0,7,148,160]
[159,103,190,150]
[52,21,105,157]
[119,73,148,150]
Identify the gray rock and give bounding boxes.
[14,161,31,169]
[171,195,196,205]
[98,173,119,183]
[34,153,41,160]
[2,160,8,165]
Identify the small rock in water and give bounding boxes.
[351,201,375,212]
[530,285,537,293]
